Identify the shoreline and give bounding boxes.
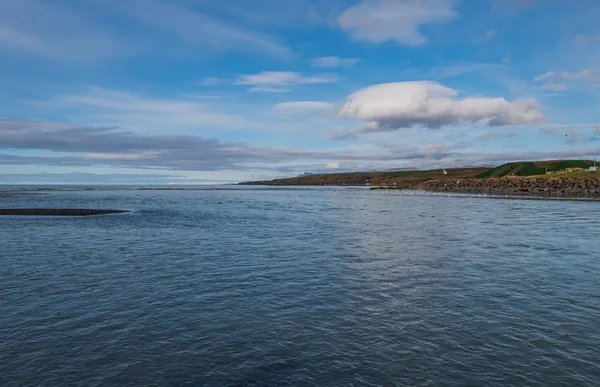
[370,176,600,198]
[369,188,600,202]
[0,209,130,216]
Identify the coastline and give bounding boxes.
[0,209,130,216]
[369,176,600,198]
[237,175,600,201]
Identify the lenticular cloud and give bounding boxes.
[338,81,545,132]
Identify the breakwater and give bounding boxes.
[377,177,600,197]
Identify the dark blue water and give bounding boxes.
[1,188,599,386]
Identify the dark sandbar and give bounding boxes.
[0,209,129,216]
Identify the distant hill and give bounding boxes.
[240,160,599,186]
[476,160,596,178]
[297,172,315,177]
[383,167,420,172]
[463,165,496,169]
[241,167,488,186]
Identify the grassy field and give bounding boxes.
[477,160,596,178]
[529,170,600,178]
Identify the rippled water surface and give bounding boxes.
[1,188,600,386]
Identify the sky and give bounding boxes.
[1,0,599,185]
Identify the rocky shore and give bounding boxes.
[374,177,600,197]
[0,209,130,216]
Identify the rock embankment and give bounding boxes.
[393,177,600,197]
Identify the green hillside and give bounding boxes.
[476,160,595,178]
[241,160,598,186]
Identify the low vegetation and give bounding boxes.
[241,167,488,186]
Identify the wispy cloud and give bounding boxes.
[0,0,132,62]
[337,0,458,46]
[573,34,600,46]
[236,71,338,86]
[40,86,244,132]
[533,68,599,91]
[475,29,498,43]
[534,68,596,82]
[124,0,292,60]
[538,84,567,92]
[273,101,334,111]
[248,87,291,93]
[311,56,360,68]
[199,77,221,86]
[235,71,338,92]
[0,0,292,61]
[426,61,507,79]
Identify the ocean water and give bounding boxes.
[1,188,599,386]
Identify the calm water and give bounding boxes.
[1,188,599,386]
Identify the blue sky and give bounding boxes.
[1,0,599,184]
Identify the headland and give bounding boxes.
[240,160,600,198]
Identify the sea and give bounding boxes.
[1,187,599,386]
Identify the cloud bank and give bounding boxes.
[2,119,600,175]
[338,81,545,132]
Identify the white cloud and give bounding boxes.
[312,56,360,68]
[236,71,338,92]
[337,0,458,46]
[325,162,341,169]
[249,87,291,93]
[199,77,221,86]
[237,71,299,85]
[534,68,599,91]
[596,124,600,135]
[273,101,334,111]
[236,71,337,86]
[338,81,544,132]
